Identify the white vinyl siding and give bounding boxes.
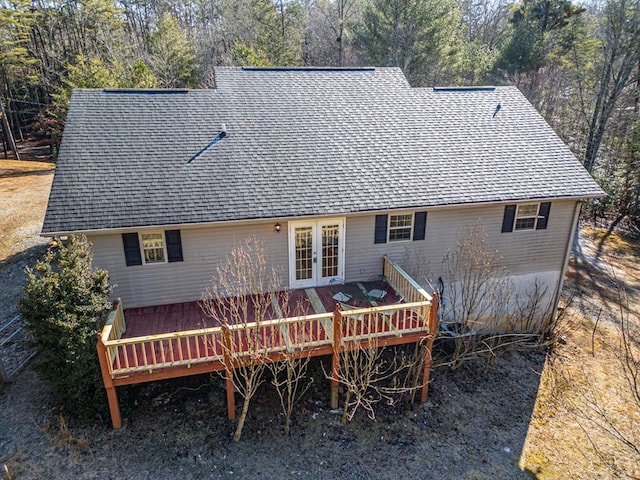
[345,200,577,282]
[89,222,288,308]
[88,200,578,309]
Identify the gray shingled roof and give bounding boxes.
[42,66,604,234]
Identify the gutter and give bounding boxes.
[41,195,603,237]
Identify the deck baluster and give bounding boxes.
[140,340,149,367]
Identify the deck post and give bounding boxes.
[330,304,342,409]
[420,294,439,403]
[221,324,236,420]
[96,334,122,429]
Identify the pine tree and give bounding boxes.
[20,236,114,418]
[148,13,199,88]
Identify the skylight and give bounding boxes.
[102,89,188,95]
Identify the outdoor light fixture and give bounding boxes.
[274,222,281,233]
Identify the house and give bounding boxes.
[43,66,602,317]
[41,67,603,428]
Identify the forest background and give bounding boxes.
[0,0,638,225]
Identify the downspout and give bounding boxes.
[551,201,582,319]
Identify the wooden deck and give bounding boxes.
[97,256,438,429]
[121,279,405,338]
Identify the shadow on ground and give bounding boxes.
[568,228,640,324]
[0,243,49,272]
[21,347,543,480]
[0,158,54,179]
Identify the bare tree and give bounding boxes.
[440,224,513,333]
[268,350,313,435]
[305,0,361,67]
[266,296,314,435]
[437,225,554,370]
[326,326,424,424]
[575,0,640,174]
[201,236,286,442]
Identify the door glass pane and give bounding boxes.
[295,227,313,281]
[321,224,339,278]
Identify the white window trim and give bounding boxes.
[139,231,168,265]
[388,212,414,242]
[514,203,542,231]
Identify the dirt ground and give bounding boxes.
[0,159,53,378]
[1,160,639,479]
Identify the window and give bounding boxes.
[388,213,413,241]
[141,232,166,263]
[122,230,183,266]
[514,204,539,230]
[374,212,427,244]
[502,202,551,233]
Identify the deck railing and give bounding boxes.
[383,255,432,304]
[101,309,335,377]
[340,301,431,342]
[104,327,225,376]
[102,299,126,342]
[224,311,335,355]
[98,257,435,379]
[97,259,440,429]
[101,299,126,363]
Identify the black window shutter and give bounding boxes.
[374,215,388,244]
[122,233,142,266]
[165,230,183,262]
[413,212,427,241]
[536,202,551,230]
[502,205,516,233]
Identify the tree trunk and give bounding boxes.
[232,396,251,442]
[341,390,351,424]
[0,99,19,160]
[284,411,291,435]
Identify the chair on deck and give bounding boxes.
[365,274,389,302]
[330,277,353,304]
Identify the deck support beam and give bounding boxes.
[97,335,122,429]
[330,305,342,410]
[420,294,439,403]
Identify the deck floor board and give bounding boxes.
[113,281,424,378]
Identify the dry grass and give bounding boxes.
[37,415,92,462]
[521,316,640,478]
[0,160,53,261]
[585,227,640,256]
[1,464,14,480]
[520,229,640,479]
[0,450,27,480]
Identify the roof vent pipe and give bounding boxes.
[187,126,227,164]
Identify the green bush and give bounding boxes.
[20,235,114,419]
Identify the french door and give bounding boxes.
[288,218,345,288]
